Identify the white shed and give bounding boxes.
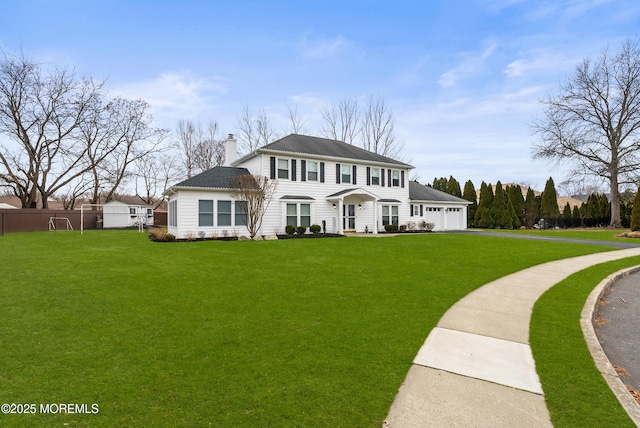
[102,201,154,229]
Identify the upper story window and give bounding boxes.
[277,159,289,179]
[371,168,380,185]
[307,161,318,181]
[341,164,351,183]
[392,170,400,187]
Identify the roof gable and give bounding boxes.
[171,166,251,190]
[409,181,470,204]
[240,134,412,168]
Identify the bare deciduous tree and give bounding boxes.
[194,120,225,172]
[230,174,277,239]
[532,39,640,227]
[361,96,404,158]
[86,97,167,204]
[284,103,308,135]
[0,51,105,208]
[320,97,361,144]
[176,119,225,177]
[236,106,277,154]
[176,118,198,178]
[134,151,180,207]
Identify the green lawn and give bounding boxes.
[531,258,640,427]
[0,230,636,426]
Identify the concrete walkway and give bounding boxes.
[384,247,640,427]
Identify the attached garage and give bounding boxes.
[408,181,469,231]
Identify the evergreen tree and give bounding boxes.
[474,182,494,228]
[506,184,525,225]
[599,193,611,224]
[562,202,573,228]
[462,180,478,227]
[524,187,540,228]
[508,198,521,229]
[572,205,582,227]
[540,177,561,220]
[446,176,462,198]
[491,181,513,229]
[432,177,448,192]
[630,188,640,231]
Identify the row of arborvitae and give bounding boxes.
[434,175,640,229]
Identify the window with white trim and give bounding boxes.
[235,201,247,226]
[286,203,311,227]
[382,205,399,226]
[169,200,177,227]
[218,200,232,226]
[341,164,352,183]
[392,170,400,187]
[277,159,289,179]
[199,200,214,226]
[371,168,380,185]
[307,161,318,181]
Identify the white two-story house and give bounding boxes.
[163,134,468,238]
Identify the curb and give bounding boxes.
[581,266,640,425]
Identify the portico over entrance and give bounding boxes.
[326,188,380,234]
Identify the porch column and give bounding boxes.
[337,199,344,234]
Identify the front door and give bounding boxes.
[343,204,356,230]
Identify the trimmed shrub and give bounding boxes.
[165,233,175,242]
[384,224,398,232]
[296,226,307,235]
[309,224,321,234]
[285,225,296,235]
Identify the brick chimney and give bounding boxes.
[224,134,237,166]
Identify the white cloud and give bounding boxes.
[298,33,359,60]
[112,71,228,123]
[438,41,498,87]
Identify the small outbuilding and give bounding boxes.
[102,200,154,229]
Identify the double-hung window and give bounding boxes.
[307,161,318,181]
[198,200,214,226]
[235,201,247,226]
[382,205,399,226]
[371,168,380,185]
[286,203,311,227]
[217,200,232,226]
[392,170,400,187]
[341,164,351,183]
[277,159,289,179]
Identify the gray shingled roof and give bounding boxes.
[171,166,251,189]
[409,181,470,203]
[251,134,413,168]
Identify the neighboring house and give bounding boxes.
[163,134,469,239]
[102,200,154,229]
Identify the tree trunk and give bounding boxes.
[609,174,621,227]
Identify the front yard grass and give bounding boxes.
[0,230,631,426]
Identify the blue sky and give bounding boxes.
[1,0,639,192]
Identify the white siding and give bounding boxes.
[167,150,468,238]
